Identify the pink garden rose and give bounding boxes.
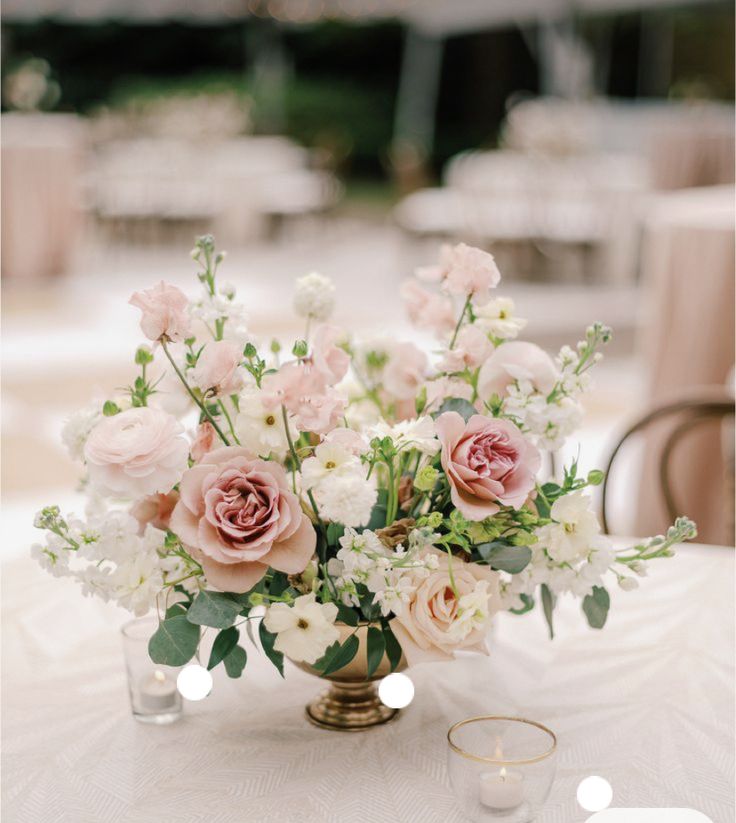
[311,324,350,385]
[383,341,429,401]
[438,325,493,372]
[477,341,558,401]
[170,446,316,592]
[436,411,540,520]
[390,550,500,665]
[192,340,243,396]
[262,361,345,435]
[130,490,179,533]
[129,281,191,343]
[85,407,189,497]
[190,421,217,462]
[400,279,455,335]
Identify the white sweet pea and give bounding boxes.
[263,593,339,664]
[369,416,440,456]
[473,297,527,340]
[536,491,602,563]
[300,442,363,491]
[235,389,293,459]
[293,272,336,321]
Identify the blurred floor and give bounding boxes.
[2,220,645,557]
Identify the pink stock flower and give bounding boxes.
[435,411,540,520]
[438,325,493,372]
[192,340,244,396]
[477,341,558,400]
[311,324,350,385]
[383,342,429,401]
[190,421,218,462]
[129,281,191,343]
[84,406,189,497]
[400,279,455,335]
[262,362,345,435]
[170,446,316,593]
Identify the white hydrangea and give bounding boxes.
[473,297,527,340]
[293,271,336,321]
[60,405,102,462]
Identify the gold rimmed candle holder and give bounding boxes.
[447,716,558,822]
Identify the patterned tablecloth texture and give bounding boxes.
[2,541,733,823]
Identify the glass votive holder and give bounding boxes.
[447,715,557,823]
[121,617,182,725]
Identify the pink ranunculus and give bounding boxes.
[390,550,500,665]
[190,421,218,462]
[400,279,456,335]
[436,243,501,303]
[192,340,243,396]
[129,281,191,343]
[477,341,558,400]
[262,362,345,435]
[383,341,429,401]
[438,325,493,372]
[311,324,350,385]
[170,446,316,592]
[130,490,180,533]
[84,407,189,497]
[435,411,540,520]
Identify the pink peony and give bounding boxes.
[400,279,456,335]
[190,421,218,462]
[438,325,493,372]
[129,281,191,343]
[170,446,316,592]
[84,407,189,497]
[435,411,540,520]
[130,490,180,533]
[262,362,345,435]
[192,340,243,396]
[311,324,350,385]
[390,550,500,665]
[477,341,558,400]
[383,342,429,401]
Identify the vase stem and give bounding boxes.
[305,680,399,731]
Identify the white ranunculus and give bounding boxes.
[263,594,339,664]
[235,389,292,459]
[293,271,336,321]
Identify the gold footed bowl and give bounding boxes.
[289,622,407,732]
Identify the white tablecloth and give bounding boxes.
[2,541,733,823]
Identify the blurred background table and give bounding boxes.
[2,539,733,823]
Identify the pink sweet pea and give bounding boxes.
[311,324,350,385]
[129,281,191,343]
[399,279,456,335]
[438,325,493,372]
[435,411,540,520]
[383,341,429,401]
[192,340,244,396]
[477,341,558,400]
[262,361,345,435]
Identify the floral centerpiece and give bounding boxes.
[32,235,695,730]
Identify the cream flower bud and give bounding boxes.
[293,272,336,321]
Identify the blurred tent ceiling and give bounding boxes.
[1,0,726,32]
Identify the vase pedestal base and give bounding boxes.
[305,680,399,731]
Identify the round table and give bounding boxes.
[2,540,733,822]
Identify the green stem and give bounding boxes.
[281,405,325,531]
[217,399,240,444]
[449,295,472,350]
[161,339,230,446]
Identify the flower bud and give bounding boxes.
[587,469,604,486]
[618,576,638,591]
[414,465,439,493]
[248,592,264,607]
[135,345,154,366]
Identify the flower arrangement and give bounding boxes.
[32,235,695,686]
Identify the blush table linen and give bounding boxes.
[2,540,733,823]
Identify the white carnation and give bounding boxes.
[293,271,335,321]
[313,473,377,527]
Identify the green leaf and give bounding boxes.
[186,590,242,628]
[335,603,359,627]
[258,621,284,677]
[223,644,248,678]
[326,521,345,546]
[165,602,187,619]
[366,626,385,679]
[366,488,388,531]
[268,571,290,599]
[476,542,532,574]
[383,623,403,673]
[582,585,610,629]
[314,634,359,677]
[207,626,240,670]
[148,616,200,666]
[435,397,477,422]
[510,593,535,615]
[540,584,556,639]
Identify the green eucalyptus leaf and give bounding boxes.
[435,397,477,422]
[223,644,247,678]
[540,584,556,639]
[207,626,240,670]
[510,593,535,615]
[476,542,532,574]
[582,585,610,629]
[314,634,359,677]
[186,590,242,628]
[258,621,284,677]
[148,616,199,666]
[366,626,386,679]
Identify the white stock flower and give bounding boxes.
[293,272,336,321]
[112,549,165,616]
[235,389,292,459]
[536,491,602,564]
[474,297,527,340]
[369,415,440,456]
[190,289,249,346]
[263,593,339,664]
[61,405,102,462]
[446,580,493,642]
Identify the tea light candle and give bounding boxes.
[480,768,524,810]
[139,670,178,712]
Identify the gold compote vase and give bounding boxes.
[289,622,407,732]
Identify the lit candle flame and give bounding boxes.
[500,767,507,781]
[153,670,166,683]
